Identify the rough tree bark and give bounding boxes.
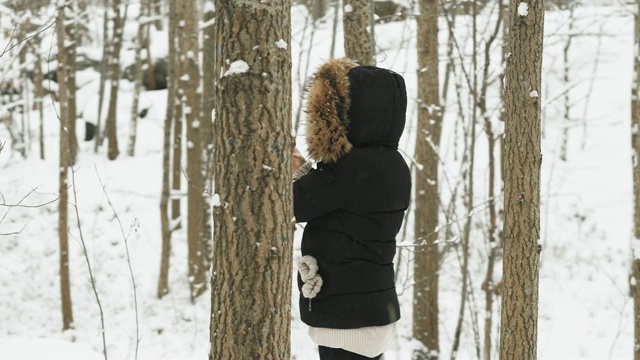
[209,0,293,358]
[413,0,441,359]
[343,0,375,65]
[499,0,544,358]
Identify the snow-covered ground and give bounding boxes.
[0,3,635,359]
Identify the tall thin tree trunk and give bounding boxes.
[33,44,45,160]
[66,2,78,164]
[201,0,216,266]
[631,2,640,359]
[171,94,183,226]
[176,0,206,300]
[477,3,504,359]
[18,25,28,158]
[413,0,441,359]
[171,0,183,231]
[499,0,544,358]
[144,0,156,91]
[209,0,293,358]
[559,5,575,162]
[157,0,178,299]
[152,0,163,30]
[343,0,374,65]
[451,2,481,358]
[95,0,109,152]
[128,0,149,157]
[106,0,126,160]
[56,3,74,331]
[329,0,339,59]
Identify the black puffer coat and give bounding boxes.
[294,58,411,329]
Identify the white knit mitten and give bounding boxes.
[298,255,319,282]
[298,255,322,299]
[302,274,323,299]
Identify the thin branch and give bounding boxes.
[1,26,17,57]
[0,17,57,59]
[0,188,59,208]
[0,187,59,231]
[0,221,28,236]
[95,165,140,360]
[68,142,108,360]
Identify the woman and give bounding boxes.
[292,58,411,360]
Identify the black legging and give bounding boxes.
[318,346,383,360]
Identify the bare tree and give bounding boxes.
[55,2,74,331]
[201,0,216,267]
[175,0,207,300]
[499,0,544,358]
[128,0,151,157]
[64,2,78,164]
[31,40,45,160]
[209,0,293,357]
[105,0,127,160]
[343,0,375,65]
[476,2,505,360]
[95,0,109,153]
[413,0,441,359]
[158,0,178,299]
[631,2,640,359]
[559,3,577,162]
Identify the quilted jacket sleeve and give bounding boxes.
[293,162,348,222]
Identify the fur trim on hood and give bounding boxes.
[305,58,358,163]
[305,58,408,163]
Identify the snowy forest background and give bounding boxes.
[0,0,636,359]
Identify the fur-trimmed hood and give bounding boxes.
[305,58,408,163]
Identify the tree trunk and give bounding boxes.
[343,0,375,65]
[176,0,207,300]
[144,0,156,91]
[631,2,640,358]
[95,0,109,153]
[311,0,329,20]
[171,94,183,226]
[201,0,216,267]
[34,45,45,160]
[412,0,441,359]
[171,0,183,231]
[157,0,178,299]
[209,0,293,358]
[56,4,74,331]
[128,0,149,157]
[478,3,504,360]
[18,24,28,159]
[499,0,544,358]
[65,3,78,165]
[152,0,163,30]
[106,0,125,160]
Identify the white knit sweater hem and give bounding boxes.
[308,322,396,358]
